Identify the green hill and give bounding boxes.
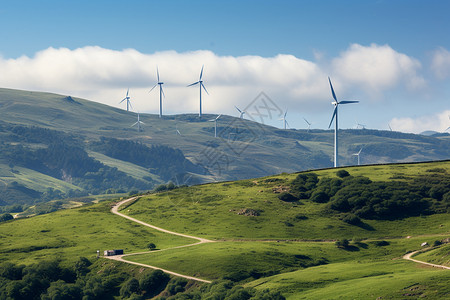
[0,87,449,211]
[0,161,449,299]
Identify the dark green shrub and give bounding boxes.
[310,191,329,203]
[277,192,298,202]
[374,240,390,247]
[336,170,350,178]
[341,213,361,225]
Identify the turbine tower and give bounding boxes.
[279,110,289,129]
[209,114,222,137]
[235,106,245,119]
[149,67,165,118]
[132,112,145,132]
[352,147,363,165]
[304,118,312,132]
[188,65,208,118]
[120,88,132,112]
[327,77,359,168]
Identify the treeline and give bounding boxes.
[91,137,203,181]
[286,169,449,220]
[0,259,285,300]
[0,125,153,205]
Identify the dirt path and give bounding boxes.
[403,250,450,270]
[106,196,213,283]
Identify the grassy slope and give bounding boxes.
[0,162,448,298]
[122,161,450,240]
[413,244,450,267]
[0,87,449,186]
[0,199,194,266]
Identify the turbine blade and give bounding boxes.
[328,77,337,102]
[235,106,242,113]
[303,117,311,125]
[199,65,204,80]
[328,106,337,129]
[161,85,165,98]
[340,100,359,104]
[157,67,160,82]
[285,120,290,128]
[149,84,158,92]
[216,114,222,120]
[119,98,126,103]
[202,83,209,95]
[126,88,129,97]
[187,81,199,87]
[131,122,138,127]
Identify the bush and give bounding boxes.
[374,240,390,247]
[335,239,349,248]
[277,192,298,202]
[341,213,361,225]
[148,243,156,250]
[433,240,443,247]
[120,278,140,298]
[336,170,350,178]
[310,191,329,203]
[0,213,14,222]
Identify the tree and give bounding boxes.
[0,213,14,222]
[147,243,156,251]
[120,278,140,298]
[336,170,350,178]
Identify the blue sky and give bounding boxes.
[0,0,449,133]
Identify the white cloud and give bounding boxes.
[332,43,425,95]
[0,44,438,130]
[431,47,450,79]
[390,110,450,134]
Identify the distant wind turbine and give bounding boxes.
[209,114,222,137]
[149,67,165,118]
[188,65,208,118]
[388,123,393,131]
[119,88,132,112]
[354,120,366,129]
[352,147,363,165]
[131,112,145,132]
[328,77,359,168]
[235,106,245,119]
[279,110,289,129]
[304,118,312,132]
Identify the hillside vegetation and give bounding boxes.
[0,161,449,299]
[0,87,449,210]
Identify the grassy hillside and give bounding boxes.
[0,161,449,299]
[122,161,450,240]
[0,87,449,209]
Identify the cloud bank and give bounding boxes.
[0,44,445,132]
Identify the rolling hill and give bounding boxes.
[0,87,449,210]
[0,161,448,299]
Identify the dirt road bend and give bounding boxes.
[106,196,214,283]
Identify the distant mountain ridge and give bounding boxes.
[0,87,448,209]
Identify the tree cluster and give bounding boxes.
[288,170,449,220]
[91,137,202,181]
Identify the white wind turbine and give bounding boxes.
[279,110,289,129]
[209,114,222,137]
[328,77,359,168]
[131,112,145,132]
[235,106,245,119]
[119,88,132,112]
[188,65,208,118]
[149,67,165,118]
[352,147,363,165]
[304,118,312,132]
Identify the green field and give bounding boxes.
[0,161,449,299]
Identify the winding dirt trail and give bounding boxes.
[403,250,450,270]
[105,196,214,283]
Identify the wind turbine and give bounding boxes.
[352,147,363,165]
[328,77,359,168]
[209,114,222,137]
[279,110,289,129]
[235,106,245,119]
[388,123,393,131]
[187,65,208,117]
[131,112,145,132]
[119,88,132,111]
[149,67,165,118]
[304,118,312,132]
